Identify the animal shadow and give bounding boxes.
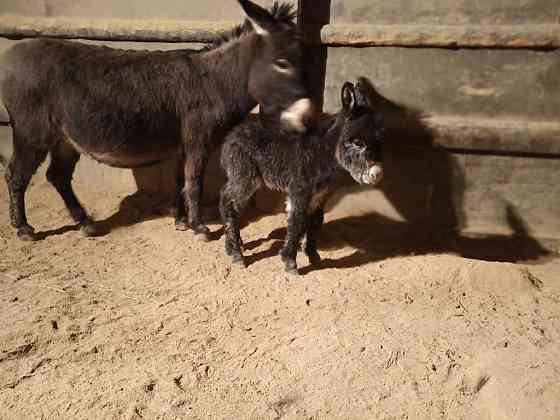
[69,191,179,237]
[239,206,553,275]
[92,191,266,239]
[34,223,83,240]
[300,208,553,274]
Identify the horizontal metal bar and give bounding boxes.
[0,15,238,43]
[317,23,560,49]
[425,117,560,155]
[0,15,559,49]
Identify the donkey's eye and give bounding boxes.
[275,59,291,69]
[274,59,294,74]
[352,138,366,148]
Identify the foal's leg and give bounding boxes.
[280,192,310,275]
[5,132,48,241]
[220,179,259,266]
[304,188,331,266]
[305,208,324,266]
[46,141,95,236]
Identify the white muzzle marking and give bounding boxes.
[280,98,312,133]
[362,164,383,185]
[285,197,292,213]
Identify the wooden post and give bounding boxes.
[297,0,331,110]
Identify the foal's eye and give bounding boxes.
[273,59,294,74]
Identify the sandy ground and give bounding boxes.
[1,170,560,420]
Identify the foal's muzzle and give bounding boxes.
[280,98,313,133]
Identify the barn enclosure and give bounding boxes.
[1,0,559,241]
[1,1,559,419]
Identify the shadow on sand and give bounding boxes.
[241,205,554,275]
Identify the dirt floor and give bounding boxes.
[1,170,559,420]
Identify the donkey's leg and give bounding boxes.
[174,153,188,231]
[183,142,211,240]
[5,136,48,241]
[280,192,310,275]
[219,179,259,266]
[305,208,324,266]
[46,141,96,236]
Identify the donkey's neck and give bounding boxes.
[200,33,258,128]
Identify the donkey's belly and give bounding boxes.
[88,147,179,168]
[63,135,179,168]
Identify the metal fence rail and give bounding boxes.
[1,15,559,49]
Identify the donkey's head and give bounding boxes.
[336,80,385,185]
[239,0,313,132]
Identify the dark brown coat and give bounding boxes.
[1,1,311,241]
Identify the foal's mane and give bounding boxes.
[204,2,297,51]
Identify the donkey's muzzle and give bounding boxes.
[362,163,383,185]
[280,98,313,133]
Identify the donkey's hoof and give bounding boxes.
[17,225,36,241]
[175,219,188,231]
[81,222,99,237]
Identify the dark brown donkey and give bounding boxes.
[0,0,312,241]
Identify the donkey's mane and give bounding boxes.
[204,2,297,51]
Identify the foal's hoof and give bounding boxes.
[231,254,245,267]
[175,219,188,231]
[81,222,99,237]
[17,225,36,242]
[283,260,299,276]
[195,232,211,242]
[193,225,211,242]
[284,266,299,276]
[307,252,322,266]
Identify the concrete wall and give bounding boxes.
[323,48,560,120]
[0,0,291,20]
[329,0,559,25]
[317,47,560,239]
[305,0,560,240]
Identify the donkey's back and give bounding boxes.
[1,39,198,165]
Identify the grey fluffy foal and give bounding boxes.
[220,79,386,274]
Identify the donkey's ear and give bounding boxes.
[238,0,277,36]
[341,82,356,112]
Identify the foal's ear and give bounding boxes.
[341,82,356,112]
[238,0,277,36]
[355,77,373,109]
